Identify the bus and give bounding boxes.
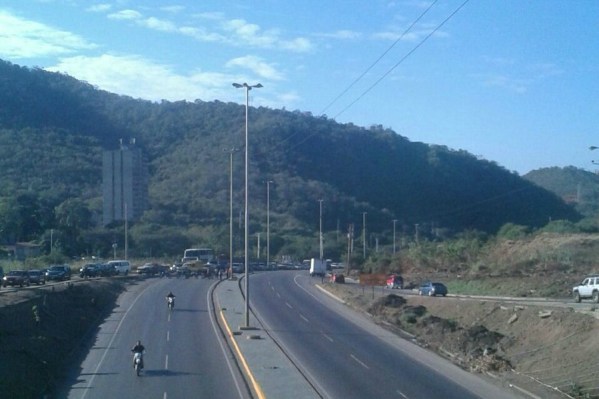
[182,248,214,264]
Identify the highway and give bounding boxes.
[63,276,249,399]
[249,271,522,399]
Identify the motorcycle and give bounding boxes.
[167,296,175,311]
[132,351,144,376]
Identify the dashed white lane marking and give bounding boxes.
[165,354,169,370]
[350,354,370,369]
[167,330,170,341]
[285,302,293,309]
[300,314,309,323]
[322,333,334,342]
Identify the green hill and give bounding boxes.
[0,59,580,260]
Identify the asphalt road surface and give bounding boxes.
[249,271,524,399]
[63,276,249,399]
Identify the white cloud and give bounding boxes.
[221,18,312,52]
[142,16,177,32]
[45,54,237,102]
[178,26,225,42]
[319,30,363,40]
[477,73,528,94]
[0,10,96,59]
[108,9,142,21]
[86,4,112,13]
[226,55,284,81]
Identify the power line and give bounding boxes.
[319,0,440,116]
[279,0,470,154]
[333,0,470,120]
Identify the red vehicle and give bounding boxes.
[386,274,403,289]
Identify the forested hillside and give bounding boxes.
[524,166,599,217]
[0,59,580,260]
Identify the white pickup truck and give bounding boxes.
[572,274,599,303]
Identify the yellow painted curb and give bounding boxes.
[219,309,267,399]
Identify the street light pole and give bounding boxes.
[266,180,273,270]
[362,212,367,259]
[225,148,239,279]
[233,82,262,328]
[392,219,398,255]
[318,199,324,260]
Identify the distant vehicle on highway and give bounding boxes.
[28,269,46,285]
[181,248,214,264]
[45,265,72,281]
[80,263,100,278]
[418,282,448,297]
[137,263,165,276]
[386,274,404,289]
[3,270,31,287]
[107,260,130,275]
[231,263,244,273]
[572,274,599,303]
[309,258,326,277]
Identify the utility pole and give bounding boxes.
[346,224,353,275]
[362,212,367,259]
[318,199,324,260]
[266,180,273,270]
[392,219,398,255]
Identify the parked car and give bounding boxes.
[573,274,599,303]
[3,270,31,287]
[418,282,448,297]
[28,269,46,285]
[137,263,163,276]
[80,263,99,278]
[107,260,130,275]
[386,274,404,289]
[96,263,116,277]
[45,265,72,281]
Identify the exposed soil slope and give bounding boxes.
[323,282,599,399]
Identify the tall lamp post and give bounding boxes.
[233,82,262,328]
[392,219,398,255]
[318,199,324,260]
[362,212,367,259]
[225,148,239,278]
[266,180,274,270]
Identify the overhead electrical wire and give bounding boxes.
[319,0,440,117]
[280,0,470,151]
[333,0,470,120]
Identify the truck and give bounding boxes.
[309,258,326,277]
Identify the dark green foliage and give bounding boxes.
[525,166,599,218]
[0,59,583,259]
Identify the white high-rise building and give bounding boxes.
[102,140,148,226]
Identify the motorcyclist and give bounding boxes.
[131,340,145,369]
[166,291,176,309]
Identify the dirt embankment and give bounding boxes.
[323,283,599,399]
[0,279,126,399]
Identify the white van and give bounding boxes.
[107,260,131,275]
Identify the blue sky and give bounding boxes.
[0,1,597,175]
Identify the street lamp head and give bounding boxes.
[590,146,599,151]
[232,82,263,90]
